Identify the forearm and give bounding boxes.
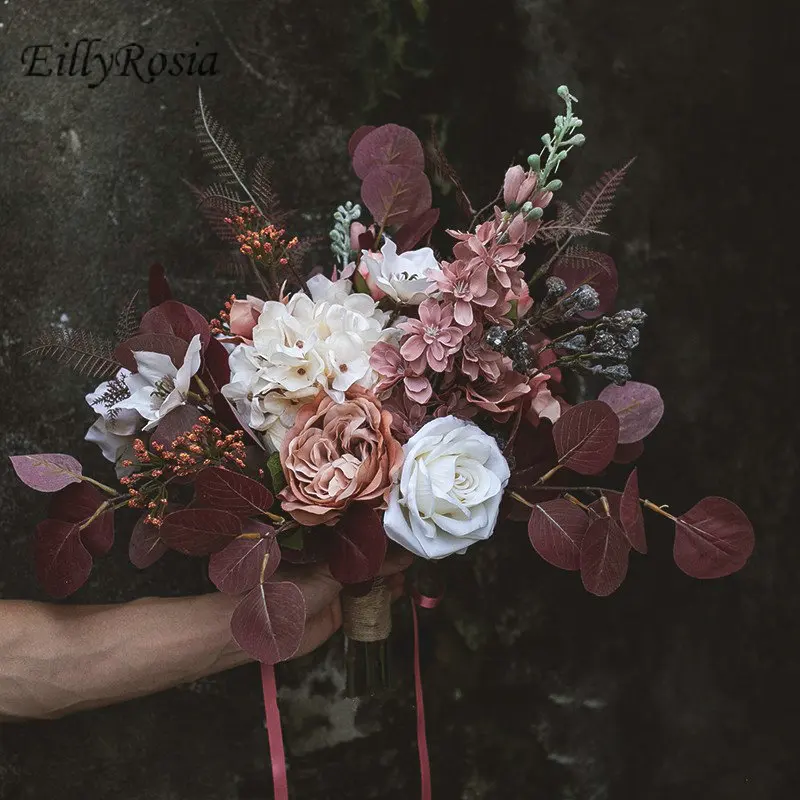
[0,594,252,721]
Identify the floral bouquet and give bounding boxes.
[10,86,754,796]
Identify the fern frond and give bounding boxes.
[184,179,239,245]
[250,155,281,222]
[553,246,615,275]
[197,182,249,209]
[214,253,249,280]
[573,158,635,232]
[26,329,122,379]
[194,89,247,189]
[115,291,141,342]
[91,374,131,411]
[427,126,475,219]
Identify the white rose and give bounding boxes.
[360,237,438,304]
[384,416,510,559]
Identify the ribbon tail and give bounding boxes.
[411,597,432,800]
[260,662,289,800]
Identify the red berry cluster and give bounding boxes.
[210,294,236,337]
[120,416,249,526]
[224,206,298,267]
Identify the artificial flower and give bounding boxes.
[360,237,438,304]
[384,416,510,559]
[399,299,464,372]
[279,387,403,526]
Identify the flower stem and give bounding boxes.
[80,475,119,496]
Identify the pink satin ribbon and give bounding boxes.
[260,592,442,800]
[411,591,442,800]
[260,662,289,800]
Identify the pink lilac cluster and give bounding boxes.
[369,166,563,440]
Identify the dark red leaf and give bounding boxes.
[208,522,280,595]
[553,401,619,475]
[129,514,168,568]
[361,165,432,228]
[394,208,440,253]
[10,453,82,493]
[580,517,631,596]
[348,125,377,158]
[619,469,647,554]
[528,499,590,570]
[34,519,93,598]
[673,497,754,579]
[201,336,232,392]
[150,405,203,449]
[139,301,211,349]
[230,581,306,664]
[613,440,644,464]
[352,124,425,179]
[279,528,327,565]
[329,504,388,584]
[551,250,618,319]
[159,508,241,555]
[148,263,173,307]
[49,482,114,558]
[194,467,274,518]
[113,333,188,372]
[598,382,664,444]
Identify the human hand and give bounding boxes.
[277,546,414,659]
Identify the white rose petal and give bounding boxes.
[384,416,510,559]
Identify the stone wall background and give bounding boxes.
[0,1,795,798]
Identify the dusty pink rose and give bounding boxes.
[399,299,464,372]
[222,295,265,344]
[279,387,403,526]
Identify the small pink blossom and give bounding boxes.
[222,295,265,344]
[503,166,538,207]
[428,259,499,327]
[460,328,506,383]
[370,341,433,404]
[399,299,465,373]
[383,389,429,442]
[526,372,562,425]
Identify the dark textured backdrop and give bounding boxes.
[0,1,795,798]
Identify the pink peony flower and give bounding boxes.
[279,387,403,526]
[399,299,465,373]
[465,369,531,422]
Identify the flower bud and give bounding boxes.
[527,154,541,170]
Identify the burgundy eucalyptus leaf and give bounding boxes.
[619,469,647,554]
[598,382,664,444]
[129,514,168,569]
[394,208,440,253]
[673,497,754,579]
[528,499,590,571]
[361,164,432,228]
[208,522,280,595]
[580,517,631,596]
[151,405,203,449]
[201,336,232,392]
[348,125,377,158]
[613,439,644,464]
[113,333,188,372]
[148,263,173,307]
[551,250,618,319]
[139,301,211,349]
[553,401,619,475]
[329,504,388,584]
[279,528,327,565]
[230,581,306,664]
[194,467,274,518]
[352,124,425,178]
[49,482,114,558]
[159,508,242,556]
[10,453,83,493]
[34,519,93,598]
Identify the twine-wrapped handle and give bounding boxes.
[341,577,392,642]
